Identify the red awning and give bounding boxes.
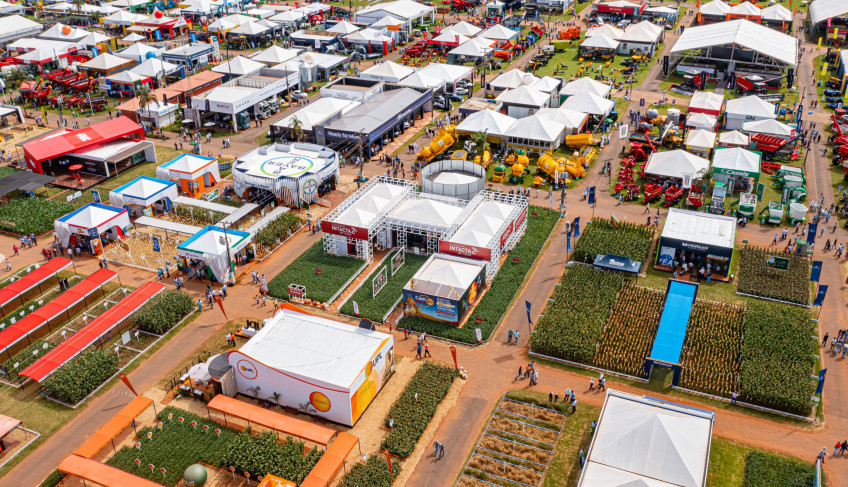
[20,281,164,382]
[0,269,117,353]
[73,396,153,459]
[0,258,72,309]
[207,395,337,445]
[22,116,143,165]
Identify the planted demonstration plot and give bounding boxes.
[593,282,664,378]
[678,300,745,398]
[108,407,322,486]
[382,362,456,458]
[0,197,74,235]
[741,451,816,487]
[398,207,559,343]
[739,302,817,416]
[571,218,654,265]
[252,212,302,259]
[459,396,566,487]
[736,245,812,305]
[268,241,363,304]
[337,452,401,487]
[339,253,429,322]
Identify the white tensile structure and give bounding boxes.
[724,95,776,130]
[578,390,714,487]
[54,203,132,248]
[644,150,711,180]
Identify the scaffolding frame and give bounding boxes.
[384,191,471,257]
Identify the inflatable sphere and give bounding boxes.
[183,464,207,486]
[62,25,71,35]
[154,9,164,18]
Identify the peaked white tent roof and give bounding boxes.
[698,0,730,16]
[561,91,615,116]
[586,24,624,40]
[728,1,761,16]
[449,37,496,57]
[530,76,561,94]
[760,4,792,21]
[231,20,270,35]
[431,31,469,45]
[268,10,305,23]
[684,129,717,149]
[620,21,663,43]
[444,20,482,37]
[115,42,163,62]
[80,32,112,47]
[357,0,435,22]
[409,255,485,299]
[109,176,178,208]
[177,226,251,282]
[327,20,360,34]
[645,6,678,15]
[400,63,472,90]
[371,15,404,28]
[506,115,565,142]
[579,391,713,487]
[671,19,798,66]
[560,77,612,98]
[107,70,149,84]
[479,24,519,41]
[273,97,359,132]
[389,198,464,227]
[250,45,299,65]
[360,60,416,81]
[336,182,409,227]
[809,0,848,27]
[496,85,550,107]
[712,147,760,173]
[742,118,794,136]
[455,109,517,136]
[211,55,264,76]
[536,107,588,129]
[130,58,180,78]
[489,69,538,90]
[55,203,131,246]
[451,200,514,248]
[644,150,711,179]
[686,112,718,130]
[581,33,620,49]
[105,10,149,24]
[39,23,88,42]
[345,28,392,43]
[718,130,749,146]
[726,95,776,119]
[688,91,724,112]
[122,33,146,43]
[80,53,133,71]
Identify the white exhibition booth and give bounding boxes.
[109,176,179,216]
[228,307,394,426]
[55,203,132,254]
[177,225,252,283]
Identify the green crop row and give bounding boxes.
[268,240,364,304]
[134,290,195,335]
[742,451,815,487]
[571,217,653,265]
[737,245,811,305]
[0,197,74,235]
[43,348,118,404]
[339,253,429,322]
[337,450,401,487]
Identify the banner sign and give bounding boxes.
[574,217,580,237]
[808,223,817,245]
[288,284,305,299]
[438,240,492,261]
[499,220,514,249]
[817,368,827,395]
[372,266,388,298]
[587,186,596,206]
[390,250,405,275]
[91,189,101,203]
[757,182,765,202]
[765,255,789,270]
[152,236,161,253]
[814,285,828,307]
[514,206,527,230]
[811,261,822,282]
[525,300,532,325]
[566,230,572,252]
[322,221,368,240]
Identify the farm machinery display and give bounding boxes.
[709,183,727,215]
[787,202,807,225]
[22,70,100,108]
[451,148,492,169]
[773,174,806,201]
[829,113,848,179]
[535,151,586,186]
[761,201,784,225]
[417,126,456,164]
[750,133,796,161]
[737,192,757,218]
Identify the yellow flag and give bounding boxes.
[818,37,823,49]
[823,62,829,76]
[835,28,840,39]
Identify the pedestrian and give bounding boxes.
[222,283,227,298]
[599,376,605,391]
[197,299,203,312]
[424,343,431,358]
[508,329,513,343]
[841,441,848,455]
[835,442,841,456]
[417,343,422,359]
[514,330,519,343]
[571,397,577,413]
[554,393,559,403]
[822,332,830,346]
[549,391,554,402]
[433,440,441,457]
[439,443,444,459]
[404,328,409,340]
[12,245,17,256]
[262,295,267,306]
[818,448,827,464]
[842,342,848,359]
[565,387,571,399]
[731,391,738,405]
[4,259,10,271]
[515,366,523,380]
[773,234,778,245]
[589,378,594,390]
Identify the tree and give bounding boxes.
[135,86,154,121]
[271,391,281,406]
[72,0,84,16]
[470,130,489,161]
[289,115,303,142]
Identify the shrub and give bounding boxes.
[221,430,323,484]
[337,451,401,487]
[0,197,73,235]
[253,212,301,248]
[381,362,456,457]
[43,348,118,404]
[571,217,653,265]
[742,451,815,487]
[267,241,363,303]
[134,290,194,335]
[38,470,64,487]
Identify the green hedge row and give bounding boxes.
[134,290,195,335]
[742,451,815,487]
[268,241,364,303]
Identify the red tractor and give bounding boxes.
[642,184,662,204]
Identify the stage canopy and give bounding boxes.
[644,150,710,179]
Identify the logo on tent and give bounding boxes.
[236,359,258,379]
[260,156,314,177]
[302,178,318,194]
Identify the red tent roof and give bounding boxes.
[23,116,143,164]
[0,258,72,309]
[21,281,164,382]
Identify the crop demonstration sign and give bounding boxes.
[765,255,789,271]
[391,250,405,276]
[373,266,388,298]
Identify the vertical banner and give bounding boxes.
[91,189,101,203]
[662,55,669,76]
[525,300,532,326]
[566,230,572,252]
[817,369,827,395]
[152,236,161,253]
[190,31,197,43]
[811,261,822,282]
[822,62,829,77]
[808,223,817,244]
[450,346,457,369]
[574,217,580,237]
[814,285,828,307]
[818,37,823,49]
[353,301,359,316]
[587,187,596,206]
[119,373,138,396]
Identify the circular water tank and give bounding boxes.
[646,108,659,119]
[183,464,207,486]
[422,159,486,200]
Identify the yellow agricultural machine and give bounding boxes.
[417,126,456,164]
[565,133,593,147]
[536,153,587,185]
[452,149,493,168]
[492,163,507,182]
[507,151,530,184]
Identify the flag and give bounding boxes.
[791,147,799,161]
[811,261,822,282]
[822,62,829,76]
[814,285,828,307]
[525,300,532,325]
[611,214,620,229]
[353,301,360,316]
[817,369,827,394]
[566,230,572,252]
[818,37,822,49]
[808,223,817,244]
[574,217,580,237]
[587,186,596,205]
[215,295,228,319]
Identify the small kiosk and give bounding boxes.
[156,154,221,198]
[656,208,736,279]
[403,253,486,325]
[109,176,179,217]
[177,225,252,283]
[55,203,132,255]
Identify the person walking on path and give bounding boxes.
[589,378,594,391]
[515,366,523,380]
[433,440,441,457]
[508,329,513,343]
[599,376,606,391]
[424,343,432,358]
[818,447,827,464]
[416,343,422,359]
[773,234,778,245]
[438,443,444,460]
[841,441,847,455]
[822,333,830,346]
[571,397,577,413]
[731,391,738,405]
[514,330,519,343]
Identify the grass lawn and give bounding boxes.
[707,437,816,487]
[267,240,365,304]
[338,252,429,322]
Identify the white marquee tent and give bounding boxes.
[109,176,179,210]
[488,69,538,92]
[671,19,798,67]
[559,77,612,99]
[249,45,299,65]
[741,118,795,137]
[55,203,132,247]
[718,130,750,147]
[177,225,251,283]
[644,150,711,179]
[560,91,614,117]
[444,20,482,37]
[360,60,416,82]
[725,95,776,130]
[686,112,718,131]
[455,109,517,138]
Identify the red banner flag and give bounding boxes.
[119,373,138,396]
[450,346,457,369]
[215,295,228,320]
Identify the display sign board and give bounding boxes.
[323,221,369,240]
[372,266,388,298]
[91,189,101,203]
[765,255,789,270]
[390,250,405,275]
[152,236,161,253]
[86,227,100,239]
[499,220,514,249]
[757,182,765,202]
[438,240,492,261]
[514,206,527,230]
[288,284,305,299]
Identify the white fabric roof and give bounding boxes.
[671,19,797,66]
[449,37,495,57]
[581,33,620,49]
[698,0,730,16]
[586,24,624,40]
[327,20,360,34]
[357,0,434,21]
[409,255,485,298]
[80,52,132,70]
[345,28,392,43]
[688,91,724,112]
[80,32,112,47]
[157,154,220,180]
[582,391,714,487]
[178,226,249,256]
[61,204,127,229]
[581,463,682,487]
[645,6,678,15]
[726,95,776,118]
[712,147,760,173]
[760,4,792,21]
[728,1,761,16]
[456,109,517,136]
[431,31,469,44]
[238,309,391,389]
[336,182,408,227]
[561,91,615,116]
[684,129,717,149]
[718,130,749,146]
[560,77,612,98]
[530,76,561,94]
[451,200,513,248]
[489,69,538,90]
[39,23,88,42]
[211,55,264,76]
[644,150,711,179]
[115,43,163,62]
[172,196,236,214]
[810,0,848,26]
[536,107,588,129]
[360,60,416,81]
[401,63,472,89]
[506,115,565,142]
[742,118,794,136]
[444,20,481,37]
[131,58,180,78]
[107,70,149,84]
[371,15,404,27]
[479,24,519,41]
[110,177,178,208]
[389,198,464,227]
[620,21,663,43]
[268,10,305,22]
[231,21,270,35]
[686,112,718,130]
[106,10,149,24]
[662,208,736,249]
[272,98,357,133]
[0,15,41,39]
[496,86,549,107]
[122,33,146,42]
